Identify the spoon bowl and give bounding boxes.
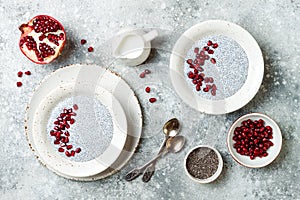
[163,118,180,137]
[166,136,185,153]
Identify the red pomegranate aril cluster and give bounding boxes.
[32,16,62,34]
[232,119,274,160]
[47,33,64,46]
[186,40,219,96]
[50,106,81,157]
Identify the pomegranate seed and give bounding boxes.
[212,43,218,48]
[207,40,213,46]
[149,98,157,103]
[203,46,209,51]
[196,84,201,91]
[73,104,78,110]
[65,151,71,157]
[64,137,69,143]
[71,150,75,156]
[50,130,55,136]
[139,72,146,78]
[210,58,216,64]
[88,46,94,52]
[17,71,23,77]
[187,59,193,65]
[25,71,31,75]
[70,118,75,124]
[58,147,64,152]
[144,69,151,74]
[67,145,73,150]
[75,148,81,153]
[203,87,209,92]
[80,39,87,45]
[211,89,216,96]
[54,140,60,145]
[208,50,214,54]
[64,131,70,136]
[145,87,151,93]
[194,47,199,54]
[204,55,210,60]
[16,82,22,87]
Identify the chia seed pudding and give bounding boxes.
[186,147,219,179]
[184,35,249,100]
[47,95,113,162]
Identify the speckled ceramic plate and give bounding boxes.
[170,20,264,114]
[227,113,282,168]
[25,64,142,180]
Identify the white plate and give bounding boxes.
[227,113,282,168]
[169,20,264,114]
[25,64,142,180]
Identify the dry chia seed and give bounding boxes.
[184,35,249,100]
[186,147,219,179]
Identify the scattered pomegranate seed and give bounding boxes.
[58,147,64,152]
[144,69,151,74]
[75,148,81,153]
[139,72,146,78]
[24,71,31,75]
[65,151,71,157]
[210,58,216,64]
[73,104,78,110]
[208,49,214,54]
[17,71,23,77]
[16,82,22,87]
[66,145,73,150]
[80,39,87,45]
[203,46,209,51]
[149,98,157,103]
[145,87,151,93]
[212,43,219,48]
[211,89,216,96]
[71,150,75,156]
[88,46,94,52]
[232,119,273,159]
[207,40,213,46]
[194,47,199,54]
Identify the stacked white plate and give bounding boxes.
[25,64,142,181]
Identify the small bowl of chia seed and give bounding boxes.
[184,145,223,183]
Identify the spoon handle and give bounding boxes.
[142,163,156,182]
[125,149,167,181]
[142,136,169,182]
[124,168,142,181]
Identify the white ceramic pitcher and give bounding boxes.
[112,29,158,66]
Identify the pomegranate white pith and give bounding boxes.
[19,15,66,64]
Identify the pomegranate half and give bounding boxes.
[19,15,66,64]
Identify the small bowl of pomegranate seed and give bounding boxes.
[227,113,282,168]
[184,145,223,183]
